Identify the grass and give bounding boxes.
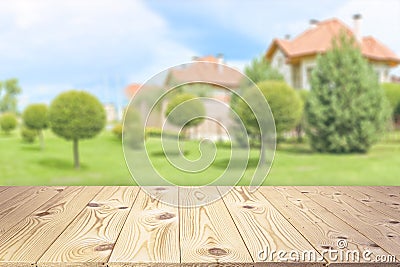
[0,129,400,185]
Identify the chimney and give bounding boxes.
[216,53,224,64]
[353,14,362,42]
[309,19,318,29]
[216,53,224,73]
[284,34,291,40]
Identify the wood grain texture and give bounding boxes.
[0,186,102,264]
[333,186,400,220]
[368,186,400,197]
[259,187,391,265]
[38,186,138,266]
[0,186,399,266]
[219,186,324,266]
[108,186,179,266]
[295,186,400,258]
[180,186,253,266]
[0,186,10,194]
[0,186,66,236]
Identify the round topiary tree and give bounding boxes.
[165,93,205,138]
[305,33,390,153]
[21,127,37,143]
[22,104,48,149]
[0,112,17,134]
[235,81,302,162]
[49,90,106,169]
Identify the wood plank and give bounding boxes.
[0,186,33,209]
[334,186,400,220]
[295,186,400,259]
[0,186,11,194]
[368,186,400,199]
[179,186,253,266]
[259,187,391,265]
[219,186,324,266]
[0,186,66,236]
[108,186,179,266]
[0,186,102,265]
[38,186,138,266]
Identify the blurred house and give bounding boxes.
[103,103,117,123]
[124,55,243,141]
[266,15,400,89]
[164,55,243,141]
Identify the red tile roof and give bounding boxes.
[125,83,141,98]
[166,56,243,89]
[266,18,400,65]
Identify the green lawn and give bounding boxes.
[0,130,400,185]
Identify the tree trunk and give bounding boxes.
[260,138,266,165]
[73,139,80,169]
[38,130,45,150]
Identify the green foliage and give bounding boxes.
[0,79,22,113]
[236,81,302,146]
[21,127,37,143]
[49,90,106,168]
[0,113,17,134]
[165,93,205,130]
[112,123,123,139]
[124,107,143,149]
[49,90,106,141]
[295,90,309,142]
[382,83,400,120]
[22,104,49,130]
[305,33,390,153]
[145,127,183,139]
[244,55,284,84]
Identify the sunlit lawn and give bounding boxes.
[0,129,400,185]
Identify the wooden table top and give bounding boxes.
[0,186,399,266]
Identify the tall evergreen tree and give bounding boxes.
[305,33,390,153]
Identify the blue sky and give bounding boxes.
[0,0,399,110]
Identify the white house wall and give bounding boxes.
[300,58,317,90]
[270,49,292,87]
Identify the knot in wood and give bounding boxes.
[208,247,228,256]
[156,212,175,220]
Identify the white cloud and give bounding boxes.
[0,0,197,86]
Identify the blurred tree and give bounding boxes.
[236,81,302,151]
[22,104,49,150]
[382,83,400,126]
[244,55,284,84]
[165,93,205,140]
[49,90,106,169]
[0,79,22,113]
[0,113,17,134]
[305,33,390,153]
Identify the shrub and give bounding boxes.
[145,127,182,139]
[165,93,205,137]
[244,55,284,84]
[382,83,400,122]
[0,113,17,134]
[236,81,302,142]
[124,107,143,149]
[112,123,123,139]
[21,127,37,143]
[22,104,48,149]
[295,90,309,142]
[305,33,390,153]
[49,90,106,169]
